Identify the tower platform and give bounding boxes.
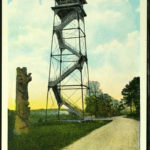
[55,0,87,5]
[52,3,86,19]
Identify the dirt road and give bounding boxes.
[63,116,139,150]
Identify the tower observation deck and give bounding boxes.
[46,0,90,119]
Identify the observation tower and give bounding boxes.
[46,0,90,120]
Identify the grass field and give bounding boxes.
[8,110,111,150]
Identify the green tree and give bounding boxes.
[86,80,120,117]
[121,77,140,115]
[85,95,100,117]
[118,99,125,112]
[130,77,140,115]
[86,93,119,117]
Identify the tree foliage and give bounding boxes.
[85,94,119,117]
[121,77,140,115]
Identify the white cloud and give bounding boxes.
[89,63,138,100]
[7,0,140,109]
[93,30,140,70]
[84,0,139,55]
[88,10,122,25]
[88,30,140,99]
[8,0,53,75]
[8,0,53,109]
[12,27,51,50]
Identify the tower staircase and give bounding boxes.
[49,0,87,117]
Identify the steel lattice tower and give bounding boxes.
[46,0,89,120]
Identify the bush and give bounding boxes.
[85,95,120,117]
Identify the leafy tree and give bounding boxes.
[86,80,120,117]
[122,84,133,113]
[86,93,119,117]
[85,95,100,117]
[118,99,125,112]
[121,77,140,115]
[130,77,140,114]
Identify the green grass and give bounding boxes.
[8,110,111,150]
[29,109,80,124]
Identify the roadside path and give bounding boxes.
[63,116,139,150]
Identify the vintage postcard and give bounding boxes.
[2,0,147,150]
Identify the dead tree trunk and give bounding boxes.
[14,67,32,134]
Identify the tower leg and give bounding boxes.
[58,105,60,120]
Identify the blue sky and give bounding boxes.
[7,0,140,109]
